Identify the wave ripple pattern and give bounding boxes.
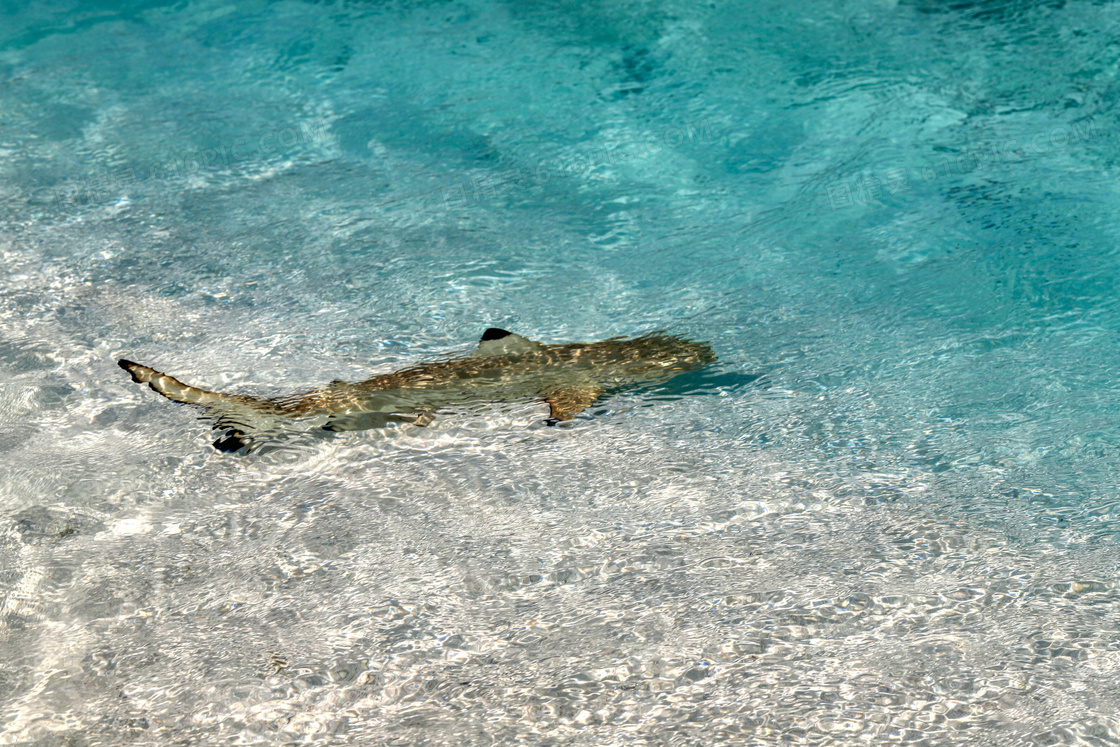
[0,0,1118,744]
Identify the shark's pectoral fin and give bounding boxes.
[543,384,603,425]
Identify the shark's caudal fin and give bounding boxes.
[118,360,239,407]
[117,359,278,452]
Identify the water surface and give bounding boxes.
[2,0,1119,743]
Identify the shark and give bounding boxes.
[117,328,716,453]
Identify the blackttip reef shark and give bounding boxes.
[118,328,716,453]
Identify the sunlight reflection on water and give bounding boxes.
[1,0,1120,743]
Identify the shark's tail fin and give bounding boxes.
[118,359,280,453]
[119,359,241,407]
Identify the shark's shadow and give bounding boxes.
[637,366,763,402]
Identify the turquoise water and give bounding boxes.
[2,0,1120,743]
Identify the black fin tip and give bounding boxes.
[481,327,512,341]
[213,432,248,453]
[117,359,144,383]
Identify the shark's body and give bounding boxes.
[118,328,716,453]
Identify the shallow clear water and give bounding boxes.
[2,0,1120,743]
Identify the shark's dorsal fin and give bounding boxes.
[473,328,544,358]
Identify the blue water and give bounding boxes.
[2,0,1120,743]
